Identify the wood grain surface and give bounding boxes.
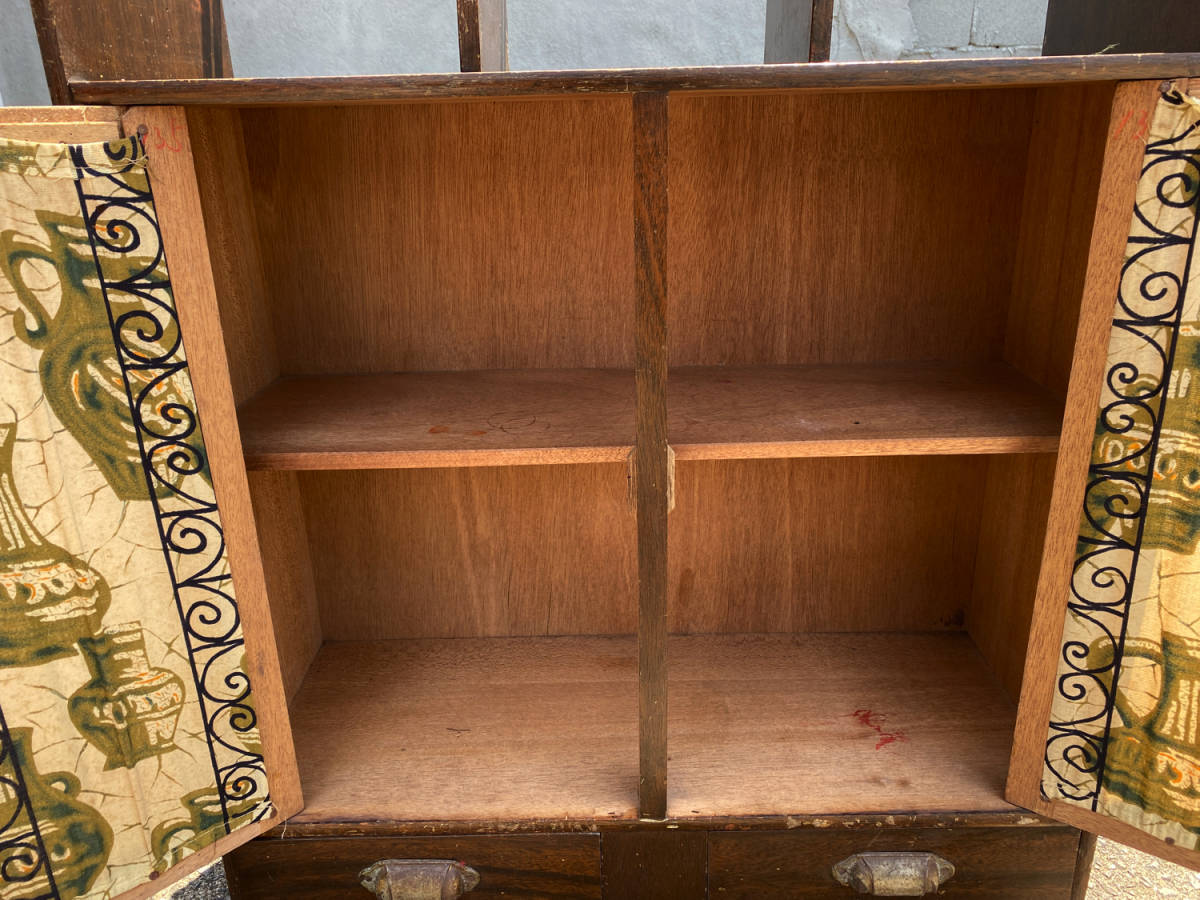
[667,89,1033,367]
[601,831,706,899]
[70,53,1200,105]
[634,92,670,820]
[708,825,1080,897]
[32,0,230,104]
[668,633,1017,818]
[669,363,1062,459]
[236,361,1059,471]
[668,456,985,633]
[239,370,635,469]
[299,465,635,639]
[1003,83,1116,395]
[288,637,638,824]
[0,105,121,142]
[225,833,602,899]
[238,98,633,375]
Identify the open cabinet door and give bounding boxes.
[0,107,301,900]
[1009,79,1200,870]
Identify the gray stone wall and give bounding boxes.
[0,1,1047,106]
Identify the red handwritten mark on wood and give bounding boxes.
[428,425,450,434]
[849,709,908,751]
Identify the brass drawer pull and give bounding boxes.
[360,859,481,899]
[832,851,955,896]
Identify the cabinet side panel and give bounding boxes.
[240,97,634,373]
[1004,82,1116,395]
[668,457,985,634]
[301,465,636,639]
[185,106,281,405]
[966,453,1058,701]
[667,89,1035,367]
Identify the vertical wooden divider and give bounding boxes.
[634,91,670,819]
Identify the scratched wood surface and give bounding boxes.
[668,633,1017,818]
[299,464,635,640]
[288,637,639,823]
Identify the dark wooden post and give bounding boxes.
[457,0,509,72]
[765,0,834,63]
[30,0,232,104]
[633,91,669,820]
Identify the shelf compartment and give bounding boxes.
[239,369,635,470]
[667,632,1016,819]
[288,636,639,824]
[670,362,1063,460]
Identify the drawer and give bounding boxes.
[223,833,602,899]
[708,826,1081,898]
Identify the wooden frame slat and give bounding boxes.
[457,0,509,72]
[634,91,670,820]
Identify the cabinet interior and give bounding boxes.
[189,81,1115,826]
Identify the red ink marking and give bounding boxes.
[428,425,450,434]
[468,430,488,436]
[151,119,185,154]
[848,708,908,751]
[1113,109,1133,139]
[1133,110,1151,143]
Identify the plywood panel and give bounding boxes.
[668,633,1017,817]
[289,637,638,824]
[239,369,635,469]
[668,89,1035,366]
[966,453,1058,702]
[186,106,281,405]
[1004,83,1115,395]
[247,472,322,703]
[669,457,986,634]
[670,362,1062,459]
[301,464,636,639]
[240,97,634,373]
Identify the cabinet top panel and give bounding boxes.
[71,53,1200,106]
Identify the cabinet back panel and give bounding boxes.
[667,89,1035,366]
[239,98,634,373]
[300,464,636,638]
[668,457,986,633]
[1004,82,1116,396]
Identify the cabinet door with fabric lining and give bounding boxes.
[1009,79,1200,872]
[0,106,300,900]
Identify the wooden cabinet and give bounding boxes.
[5,52,1200,898]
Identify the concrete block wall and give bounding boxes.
[0,0,1046,105]
[833,0,1048,62]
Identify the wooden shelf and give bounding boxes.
[669,363,1062,460]
[239,363,1060,470]
[288,632,1014,824]
[238,369,635,470]
[668,633,1017,818]
[289,636,639,824]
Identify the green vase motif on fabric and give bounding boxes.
[151,788,261,871]
[0,423,110,668]
[69,623,187,769]
[0,209,189,501]
[0,727,113,900]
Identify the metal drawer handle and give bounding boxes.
[832,851,955,896]
[359,859,481,899]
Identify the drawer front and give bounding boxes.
[224,833,602,899]
[708,826,1080,898]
